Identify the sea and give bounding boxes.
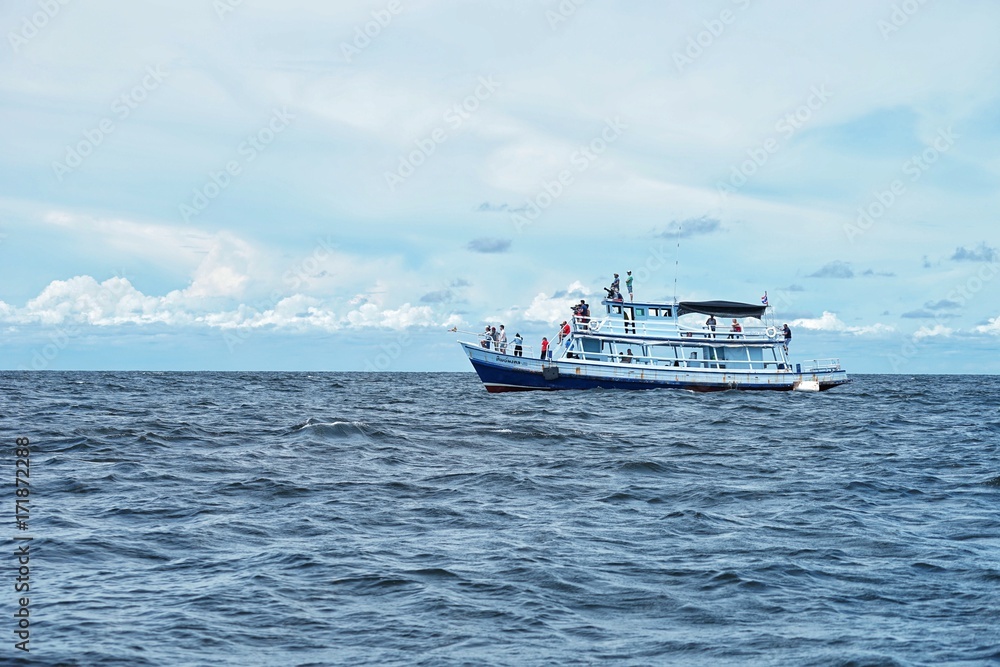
[1,372,998,666]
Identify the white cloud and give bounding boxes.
[345,302,444,329]
[973,316,1000,336]
[1,275,458,333]
[522,281,589,324]
[176,231,255,299]
[791,311,895,336]
[913,324,954,339]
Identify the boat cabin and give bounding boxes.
[567,298,789,370]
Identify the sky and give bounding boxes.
[1,0,999,373]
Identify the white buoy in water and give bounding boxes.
[794,380,820,392]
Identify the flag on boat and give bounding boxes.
[761,292,768,306]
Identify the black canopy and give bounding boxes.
[677,300,766,319]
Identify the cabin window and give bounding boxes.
[636,309,645,316]
[650,308,659,316]
[662,308,672,317]
[613,306,622,314]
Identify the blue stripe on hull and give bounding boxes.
[469,358,850,393]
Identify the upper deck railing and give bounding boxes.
[570,314,780,344]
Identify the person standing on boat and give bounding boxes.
[728,319,742,339]
[540,337,550,360]
[490,326,499,350]
[512,333,523,357]
[481,325,491,348]
[611,273,620,293]
[499,325,508,353]
[558,320,570,343]
[705,315,717,337]
[626,271,633,301]
[782,324,792,354]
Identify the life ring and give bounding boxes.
[765,326,777,338]
[588,319,602,332]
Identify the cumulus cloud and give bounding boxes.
[0,274,460,332]
[951,243,998,262]
[180,232,255,299]
[808,261,854,279]
[973,316,1000,335]
[791,311,894,336]
[913,325,954,339]
[523,281,589,324]
[20,276,166,326]
[345,302,455,329]
[466,238,512,253]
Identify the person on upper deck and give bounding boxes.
[705,315,717,337]
[728,319,742,338]
[611,273,620,293]
[558,320,570,343]
[626,271,633,301]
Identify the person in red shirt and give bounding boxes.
[558,320,571,343]
[540,337,549,360]
[728,319,742,339]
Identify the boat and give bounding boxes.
[457,297,850,393]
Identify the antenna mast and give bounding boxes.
[672,220,682,304]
